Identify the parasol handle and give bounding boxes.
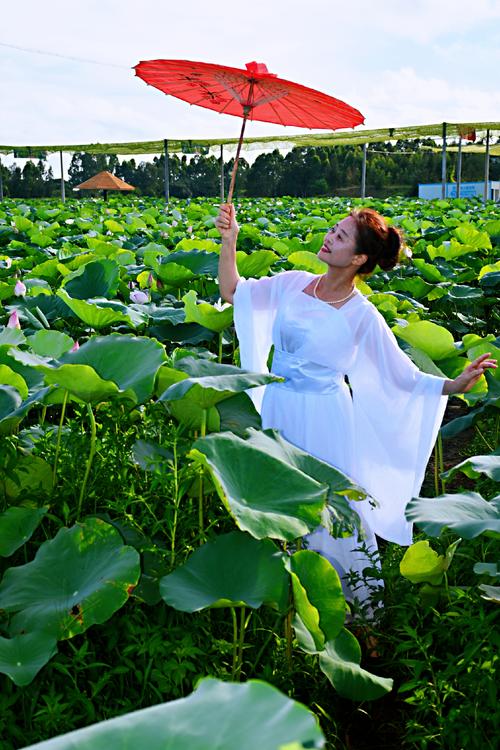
[227,105,250,204]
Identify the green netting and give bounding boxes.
[1,121,499,157]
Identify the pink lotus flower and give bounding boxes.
[71,340,80,352]
[130,290,149,304]
[7,310,21,329]
[14,280,26,297]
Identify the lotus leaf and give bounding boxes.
[318,629,393,700]
[0,632,58,687]
[288,550,346,652]
[160,531,288,612]
[236,250,278,278]
[56,289,145,329]
[3,455,53,499]
[0,364,29,399]
[19,677,324,750]
[131,439,173,473]
[27,330,75,359]
[62,259,120,300]
[400,540,446,585]
[0,518,140,639]
[159,357,279,410]
[392,320,456,360]
[182,289,233,332]
[288,251,327,274]
[405,492,500,538]
[189,432,327,541]
[441,449,500,482]
[0,506,48,557]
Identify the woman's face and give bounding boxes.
[317,215,360,269]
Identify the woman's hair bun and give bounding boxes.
[378,226,402,270]
[350,208,404,274]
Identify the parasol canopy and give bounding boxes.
[74,171,135,201]
[134,59,364,201]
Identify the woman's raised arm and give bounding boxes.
[215,203,240,304]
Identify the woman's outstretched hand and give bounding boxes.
[444,353,497,394]
[215,203,239,245]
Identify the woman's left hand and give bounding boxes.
[449,353,497,394]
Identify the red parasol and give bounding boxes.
[134,59,364,202]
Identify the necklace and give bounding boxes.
[312,275,356,305]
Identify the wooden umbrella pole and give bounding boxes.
[227,111,249,204]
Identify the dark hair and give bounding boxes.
[350,208,403,274]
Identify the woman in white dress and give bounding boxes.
[216,204,496,612]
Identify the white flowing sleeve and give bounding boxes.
[233,270,308,411]
[347,307,448,545]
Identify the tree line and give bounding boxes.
[1,139,497,199]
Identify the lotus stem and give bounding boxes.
[198,409,207,543]
[236,606,248,681]
[170,437,179,567]
[285,581,294,672]
[433,442,440,497]
[52,389,68,488]
[218,331,223,363]
[437,433,446,494]
[231,606,239,680]
[40,405,47,425]
[77,403,97,520]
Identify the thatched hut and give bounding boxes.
[74,171,135,201]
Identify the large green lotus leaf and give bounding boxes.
[447,285,484,301]
[19,677,324,750]
[9,349,122,404]
[466,342,500,381]
[56,289,145,329]
[182,289,233,332]
[441,449,500,482]
[388,277,434,299]
[60,334,167,404]
[0,326,26,346]
[160,531,288,612]
[147,306,186,326]
[156,262,195,286]
[3,455,53,500]
[318,629,393,701]
[236,250,277,278]
[0,518,140,639]
[104,219,125,234]
[175,237,220,253]
[478,584,500,604]
[189,433,327,541]
[453,224,491,250]
[403,346,447,377]
[169,400,220,432]
[427,239,478,261]
[161,249,219,277]
[27,330,75,359]
[0,385,53,436]
[288,251,327,274]
[0,364,28,399]
[244,429,364,536]
[392,321,456,360]
[216,392,262,436]
[0,506,48,557]
[289,550,346,653]
[412,258,446,283]
[478,260,500,279]
[0,632,58,687]
[400,540,445,585]
[62,259,120,300]
[159,358,279,409]
[405,492,500,539]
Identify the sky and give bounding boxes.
[1,0,499,173]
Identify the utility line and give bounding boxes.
[0,41,129,69]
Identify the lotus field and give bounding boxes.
[0,194,499,749]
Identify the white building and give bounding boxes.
[418,181,500,201]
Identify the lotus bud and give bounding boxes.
[14,280,27,297]
[130,290,149,304]
[7,310,21,329]
[147,272,154,287]
[128,280,136,290]
[172,220,178,227]
[4,257,12,268]
[71,340,80,352]
[187,226,193,234]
